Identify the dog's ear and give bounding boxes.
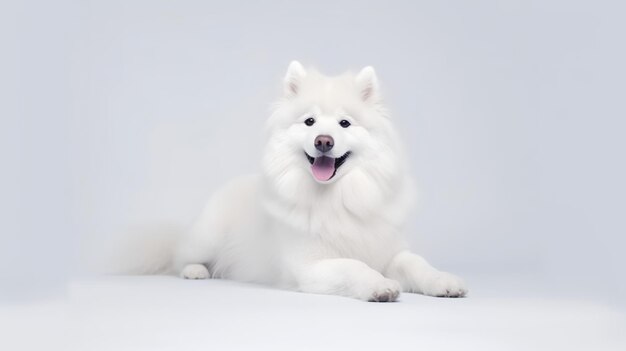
[355,66,379,103]
[284,61,307,97]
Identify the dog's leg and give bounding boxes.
[173,228,216,280]
[296,258,401,302]
[175,235,212,280]
[385,250,467,297]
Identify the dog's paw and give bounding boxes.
[422,272,467,298]
[366,278,401,302]
[180,264,210,279]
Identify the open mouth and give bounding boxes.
[305,151,351,182]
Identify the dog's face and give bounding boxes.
[263,62,403,203]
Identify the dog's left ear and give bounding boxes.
[355,66,379,103]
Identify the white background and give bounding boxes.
[2,1,625,349]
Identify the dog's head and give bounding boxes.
[263,61,405,203]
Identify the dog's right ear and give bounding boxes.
[284,61,307,97]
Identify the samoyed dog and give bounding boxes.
[161,61,466,302]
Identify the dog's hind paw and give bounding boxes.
[180,264,210,279]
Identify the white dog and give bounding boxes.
[169,61,467,302]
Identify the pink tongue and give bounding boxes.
[311,156,335,181]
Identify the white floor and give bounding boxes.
[2,275,625,351]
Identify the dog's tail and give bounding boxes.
[84,223,183,275]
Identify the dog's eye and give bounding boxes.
[304,117,315,126]
[339,119,351,128]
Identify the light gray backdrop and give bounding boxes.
[2,0,625,307]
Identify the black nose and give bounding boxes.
[314,135,334,153]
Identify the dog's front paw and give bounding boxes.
[422,272,467,298]
[180,264,210,279]
[365,278,401,302]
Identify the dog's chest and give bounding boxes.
[306,206,404,269]
[264,182,410,270]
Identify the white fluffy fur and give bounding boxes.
[171,62,467,302]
